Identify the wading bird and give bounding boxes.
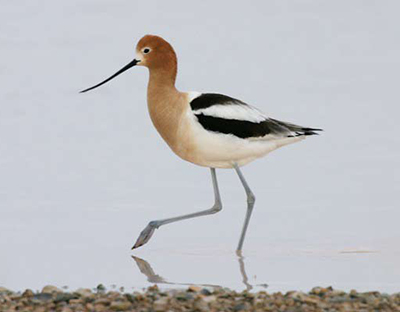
[81,35,321,251]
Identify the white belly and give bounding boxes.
[180,112,304,169]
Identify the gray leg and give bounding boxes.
[132,168,222,249]
[233,163,256,251]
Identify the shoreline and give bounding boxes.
[1,285,399,311]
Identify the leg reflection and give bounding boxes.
[236,250,252,291]
[132,253,267,291]
[132,256,167,284]
[132,255,219,288]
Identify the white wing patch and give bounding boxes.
[193,104,268,123]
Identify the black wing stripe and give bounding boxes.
[190,93,245,110]
[194,113,287,139]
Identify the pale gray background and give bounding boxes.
[1,0,399,292]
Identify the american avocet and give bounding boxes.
[81,35,322,251]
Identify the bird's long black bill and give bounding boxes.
[80,59,139,93]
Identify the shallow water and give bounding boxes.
[1,1,400,293]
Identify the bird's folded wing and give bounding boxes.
[189,93,320,139]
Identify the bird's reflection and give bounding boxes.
[132,252,267,291]
[236,250,252,291]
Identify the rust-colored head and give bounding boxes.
[135,35,177,72]
[80,34,178,93]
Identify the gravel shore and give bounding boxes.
[1,285,399,312]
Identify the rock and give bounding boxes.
[54,293,78,303]
[124,294,136,303]
[200,288,212,296]
[310,286,328,296]
[94,304,108,311]
[0,296,9,304]
[329,289,346,297]
[0,287,11,294]
[110,300,132,311]
[96,284,106,293]
[94,298,111,306]
[175,293,189,301]
[107,291,121,299]
[74,288,92,298]
[188,285,201,292]
[328,296,350,303]
[148,285,159,292]
[124,293,136,303]
[233,303,247,311]
[254,297,266,307]
[350,289,358,298]
[287,291,307,301]
[154,297,169,311]
[42,285,62,294]
[202,295,217,303]
[303,296,319,305]
[194,298,210,312]
[22,289,34,297]
[33,293,53,301]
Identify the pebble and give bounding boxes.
[153,297,169,311]
[200,288,212,296]
[233,303,247,311]
[96,284,106,293]
[0,287,11,294]
[310,286,329,296]
[194,298,210,312]
[22,289,34,297]
[202,295,217,303]
[54,293,78,303]
[109,300,132,311]
[74,288,93,297]
[94,298,110,305]
[33,293,53,301]
[188,285,201,292]
[42,285,63,294]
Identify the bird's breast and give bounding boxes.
[147,93,195,162]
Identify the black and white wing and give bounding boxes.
[189,93,322,139]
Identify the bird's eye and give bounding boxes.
[143,48,151,54]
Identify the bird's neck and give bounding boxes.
[147,59,181,111]
[146,64,187,156]
[147,66,180,106]
[147,57,178,92]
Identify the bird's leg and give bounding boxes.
[233,163,256,251]
[132,168,222,249]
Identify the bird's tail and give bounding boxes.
[270,118,323,137]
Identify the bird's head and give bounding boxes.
[80,34,177,93]
[135,35,177,71]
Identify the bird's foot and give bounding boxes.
[132,221,159,249]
